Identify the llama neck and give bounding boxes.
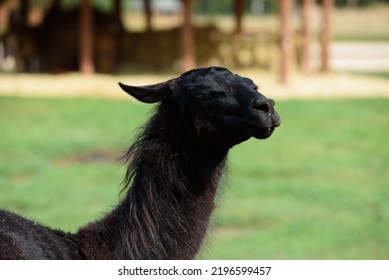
[76,103,228,259]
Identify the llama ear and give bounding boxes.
[118,79,176,104]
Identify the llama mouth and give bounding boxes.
[245,110,280,136]
[246,122,276,139]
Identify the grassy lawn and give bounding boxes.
[0,96,388,259]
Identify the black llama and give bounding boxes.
[0,67,280,259]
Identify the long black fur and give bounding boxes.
[0,67,280,259]
[75,101,227,259]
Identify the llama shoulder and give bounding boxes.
[0,210,83,259]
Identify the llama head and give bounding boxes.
[119,67,280,150]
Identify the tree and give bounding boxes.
[181,0,196,71]
[79,0,95,74]
[279,0,292,84]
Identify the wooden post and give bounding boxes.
[144,0,152,32]
[180,0,196,72]
[234,0,245,39]
[0,1,9,28]
[321,0,332,72]
[301,0,313,75]
[79,0,95,74]
[20,0,29,28]
[113,0,122,23]
[279,0,293,84]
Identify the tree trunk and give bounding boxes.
[234,0,245,39]
[279,0,293,84]
[144,0,152,32]
[79,0,95,74]
[321,0,332,72]
[301,0,313,75]
[20,0,29,28]
[113,0,122,23]
[0,1,9,28]
[180,0,196,72]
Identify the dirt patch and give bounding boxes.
[54,150,123,166]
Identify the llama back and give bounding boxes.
[0,210,84,259]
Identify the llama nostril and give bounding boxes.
[252,99,273,113]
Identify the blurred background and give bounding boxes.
[0,0,388,259]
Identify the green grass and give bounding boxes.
[0,96,388,259]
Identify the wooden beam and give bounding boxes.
[279,0,293,84]
[79,0,95,74]
[180,0,196,72]
[301,0,313,75]
[321,0,332,72]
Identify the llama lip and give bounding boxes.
[251,127,275,139]
[248,108,280,131]
[245,121,276,139]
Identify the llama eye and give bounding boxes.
[208,90,226,99]
[197,90,225,102]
